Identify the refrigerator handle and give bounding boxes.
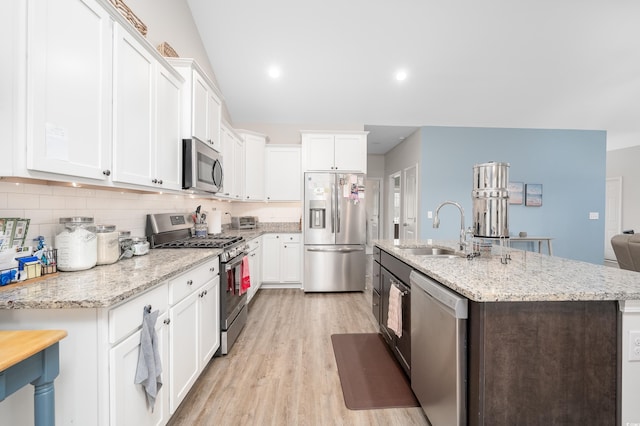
[336,179,341,233]
[330,181,335,234]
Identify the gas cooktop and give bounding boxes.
[146,213,244,249]
[155,235,243,249]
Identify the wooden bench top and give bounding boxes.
[0,330,68,372]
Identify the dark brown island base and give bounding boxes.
[374,239,630,425]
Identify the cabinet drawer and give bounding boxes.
[169,257,218,305]
[280,234,300,243]
[247,237,261,251]
[109,283,168,345]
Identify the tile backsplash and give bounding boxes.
[0,181,302,247]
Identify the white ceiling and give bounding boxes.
[186,0,640,154]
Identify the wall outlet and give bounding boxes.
[589,212,599,220]
[427,211,433,219]
[629,331,640,361]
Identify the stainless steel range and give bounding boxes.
[146,212,248,355]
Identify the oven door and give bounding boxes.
[183,137,224,193]
[222,254,247,330]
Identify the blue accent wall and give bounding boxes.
[419,126,607,264]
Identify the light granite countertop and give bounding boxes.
[0,249,221,310]
[375,239,640,302]
[0,225,302,310]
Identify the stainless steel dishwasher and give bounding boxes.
[410,270,468,426]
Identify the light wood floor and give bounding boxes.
[167,288,429,426]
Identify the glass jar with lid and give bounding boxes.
[119,230,133,258]
[131,236,150,256]
[95,225,119,265]
[55,217,97,271]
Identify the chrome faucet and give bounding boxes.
[433,200,467,251]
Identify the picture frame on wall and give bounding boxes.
[525,183,543,207]
[508,182,524,205]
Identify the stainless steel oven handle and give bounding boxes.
[224,255,246,271]
[391,278,409,296]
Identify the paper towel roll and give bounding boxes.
[208,210,222,235]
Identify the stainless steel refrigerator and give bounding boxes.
[303,172,366,292]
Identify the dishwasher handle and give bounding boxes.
[410,270,468,319]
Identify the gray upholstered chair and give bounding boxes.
[611,234,640,271]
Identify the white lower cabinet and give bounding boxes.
[167,257,220,413]
[109,256,219,424]
[262,234,301,286]
[110,310,170,426]
[246,237,262,302]
[198,278,221,367]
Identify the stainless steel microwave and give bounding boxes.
[182,137,223,193]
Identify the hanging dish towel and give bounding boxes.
[239,256,251,295]
[387,284,403,337]
[135,309,163,412]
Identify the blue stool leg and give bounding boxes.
[34,381,55,426]
[31,343,60,426]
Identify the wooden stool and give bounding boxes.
[0,330,68,426]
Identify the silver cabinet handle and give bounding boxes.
[163,318,171,325]
[103,169,111,176]
[187,279,193,286]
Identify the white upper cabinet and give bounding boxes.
[154,65,183,190]
[168,59,222,152]
[265,145,301,201]
[220,123,244,200]
[301,131,368,173]
[26,0,113,181]
[111,24,183,191]
[240,132,266,201]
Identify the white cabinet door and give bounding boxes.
[198,277,220,370]
[281,238,301,283]
[112,24,155,187]
[262,234,301,283]
[110,311,169,426]
[261,234,281,282]
[243,133,265,201]
[154,65,183,190]
[169,291,199,414]
[232,136,245,200]
[303,134,335,171]
[219,124,244,199]
[265,146,301,201]
[220,125,235,198]
[334,134,367,173]
[191,69,220,151]
[27,0,112,180]
[207,91,222,152]
[192,71,208,143]
[302,132,367,173]
[246,237,262,302]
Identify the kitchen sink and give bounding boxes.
[397,246,459,257]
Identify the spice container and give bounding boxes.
[55,217,97,271]
[131,236,149,256]
[96,225,119,265]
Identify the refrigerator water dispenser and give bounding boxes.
[309,201,326,229]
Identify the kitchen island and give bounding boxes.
[375,239,640,426]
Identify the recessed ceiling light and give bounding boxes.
[268,66,281,79]
[395,70,407,81]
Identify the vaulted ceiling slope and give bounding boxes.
[187,0,640,152]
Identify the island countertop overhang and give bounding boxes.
[375,239,640,302]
